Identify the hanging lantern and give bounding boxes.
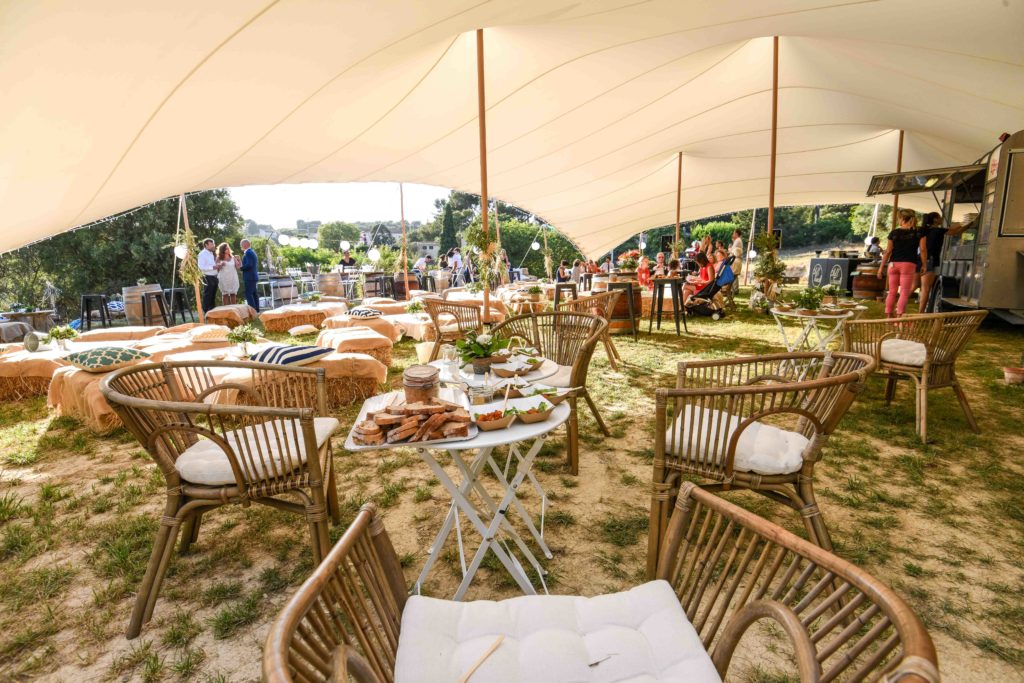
[278,234,291,246]
[309,239,318,250]
[173,244,188,260]
[748,249,758,259]
[638,240,646,249]
[531,241,541,251]
[340,240,351,251]
[367,247,381,262]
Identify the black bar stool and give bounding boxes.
[423,274,436,292]
[553,282,577,309]
[648,277,687,335]
[79,294,111,331]
[163,288,194,324]
[141,291,170,327]
[607,281,638,341]
[579,272,593,292]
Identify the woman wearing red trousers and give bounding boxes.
[878,208,926,317]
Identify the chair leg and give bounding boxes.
[917,380,928,443]
[951,381,980,433]
[178,511,203,555]
[127,512,183,638]
[795,481,833,552]
[566,397,580,476]
[326,459,341,525]
[429,339,441,362]
[602,335,619,370]
[582,390,610,436]
[884,376,898,404]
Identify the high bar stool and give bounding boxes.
[553,282,577,309]
[141,291,170,327]
[579,272,593,292]
[162,288,194,324]
[648,277,687,335]
[79,294,111,331]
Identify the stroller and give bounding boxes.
[685,255,735,320]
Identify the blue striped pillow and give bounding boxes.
[250,345,332,366]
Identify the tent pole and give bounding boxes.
[181,194,205,324]
[400,182,408,301]
[476,28,491,316]
[744,208,756,286]
[891,129,904,228]
[674,151,682,259]
[767,36,779,237]
[494,199,504,284]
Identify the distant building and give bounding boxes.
[410,241,438,258]
[295,220,321,236]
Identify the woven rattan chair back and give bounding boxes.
[101,360,340,639]
[649,352,875,573]
[557,291,622,368]
[423,299,483,361]
[265,487,938,683]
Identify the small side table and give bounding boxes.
[648,278,687,335]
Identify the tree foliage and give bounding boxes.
[318,221,361,251]
[439,203,459,254]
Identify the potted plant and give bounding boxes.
[527,285,543,302]
[305,292,322,306]
[456,332,510,375]
[405,300,425,316]
[821,284,841,305]
[46,325,79,351]
[227,323,259,357]
[793,286,825,315]
[616,249,640,279]
[752,232,787,302]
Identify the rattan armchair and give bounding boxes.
[842,310,986,442]
[423,299,483,361]
[649,352,875,576]
[490,311,607,474]
[100,360,342,639]
[264,485,938,683]
[557,290,622,370]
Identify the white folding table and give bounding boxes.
[344,394,570,600]
[770,308,855,352]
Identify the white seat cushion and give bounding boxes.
[880,338,927,366]
[667,407,806,476]
[542,364,574,388]
[394,580,719,683]
[175,417,338,486]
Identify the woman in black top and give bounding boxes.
[918,211,966,313]
[878,208,926,317]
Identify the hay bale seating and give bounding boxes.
[360,297,407,316]
[322,314,401,342]
[77,325,166,341]
[259,303,348,333]
[314,328,393,367]
[205,303,259,329]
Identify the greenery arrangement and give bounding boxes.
[226,324,259,346]
[465,281,485,294]
[792,286,825,311]
[405,300,424,315]
[527,285,544,295]
[46,325,78,345]
[305,292,322,303]
[822,284,841,297]
[455,331,510,362]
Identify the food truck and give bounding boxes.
[866,129,1024,324]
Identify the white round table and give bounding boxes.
[429,357,560,387]
[344,390,569,600]
[770,308,854,352]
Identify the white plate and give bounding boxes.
[344,387,478,451]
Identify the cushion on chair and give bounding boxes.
[541,364,574,388]
[880,338,927,366]
[250,345,333,366]
[288,324,319,336]
[175,417,339,486]
[349,307,383,319]
[666,407,806,476]
[394,580,719,683]
[62,347,151,373]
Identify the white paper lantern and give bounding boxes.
[173,244,188,260]
[638,240,646,249]
[278,234,291,246]
[748,249,758,259]
[864,236,874,246]
[367,247,381,262]
[339,240,351,251]
[531,241,540,251]
[309,239,318,250]
[302,238,313,249]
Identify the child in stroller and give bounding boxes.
[685,254,736,320]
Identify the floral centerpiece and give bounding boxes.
[616,249,640,271]
[405,300,425,315]
[227,323,260,357]
[456,332,511,374]
[46,325,78,351]
[792,286,825,314]
[465,280,485,294]
[305,292,322,305]
[527,284,544,301]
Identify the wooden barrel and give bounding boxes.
[607,283,642,335]
[122,284,163,325]
[852,265,884,300]
[592,273,609,292]
[392,274,419,299]
[317,273,344,296]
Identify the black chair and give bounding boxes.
[79,294,111,331]
[162,288,194,324]
[423,274,436,292]
[648,278,687,335]
[579,272,593,291]
[141,291,170,327]
[607,281,638,341]
[553,282,577,309]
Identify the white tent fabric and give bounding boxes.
[2,0,1022,256]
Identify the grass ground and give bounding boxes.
[0,292,1022,681]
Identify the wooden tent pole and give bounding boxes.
[674,151,682,259]
[400,182,409,301]
[744,208,756,286]
[494,199,504,284]
[891,129,905,228]
[476,28,491,316]
[767,36,779,236]
[181,194,205,324]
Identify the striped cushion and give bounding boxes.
[349,306,382,319]
[250,345,332,366]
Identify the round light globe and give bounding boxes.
[278,234,291,246]
[531,241,540,251]
[367,248,381,262]
[748,249,758,259]
[339,240,351,251]
[638,241,646,249]
[173,244,188,260]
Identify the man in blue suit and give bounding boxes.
[239,239,260,312]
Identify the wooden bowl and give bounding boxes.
[797,308,817,316]
[474,413,516,431]
[775,305,793,312]
[516,407,553,424]
[526,389,567,405]
[492,365,531,378]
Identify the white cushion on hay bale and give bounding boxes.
[394,579,718,682]
[322,314,401,342]
[175,417,339,485]
[666,407,807,476]
[879,338,927,366]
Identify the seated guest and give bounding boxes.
[556,260,572,282]
[866,236,882,258]
[651,252,668,278]
[681,253,714,305]
[637,256,652,288]
[339,250,358,268]
[667,259,681,277]
[438,253,449,270]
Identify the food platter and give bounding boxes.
[345,387,478,451]
[471,395,557,431]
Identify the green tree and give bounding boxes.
[318,221,360,251]
[691,221,740,247]
[439,203,458,254]
[850,203,892,236]
[370,227,396,248]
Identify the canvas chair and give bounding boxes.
[557,290,622,370]
[842,310,986,442]
[263,486,938,683]
[423,299,483,361]
[490,311,606,475]
[648,351,875,575]
[100,360,342,639]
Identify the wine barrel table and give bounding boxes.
[317,273,345,297]
[851,264,884,300]
[122,284,163,325]
[607,281,640,337]
[592,273,609,292]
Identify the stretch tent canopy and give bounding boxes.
[1,0,1022,257]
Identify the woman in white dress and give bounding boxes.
[216,243,241,305]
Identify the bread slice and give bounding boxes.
[386,421,419,443]
[405,401,447,415]
[410,413,448,442]
[445,409,471,423]
[373,413,406,426]
[442,422,470,438]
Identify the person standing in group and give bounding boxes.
[637,256,651,288]
[701,235,713,260]
[730,229,744,277]
[918,211,967,313]
[499,248,513,282]
[216,243,240,305]
[878,208,926,317]
[555,260,571,282]
[198,239,219,314]
[599,256,612,273]
[570,259,584,284]
[239,239,260,312]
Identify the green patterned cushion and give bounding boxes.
[63,347,150,373]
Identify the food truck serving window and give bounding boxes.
[867,165,986,196]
